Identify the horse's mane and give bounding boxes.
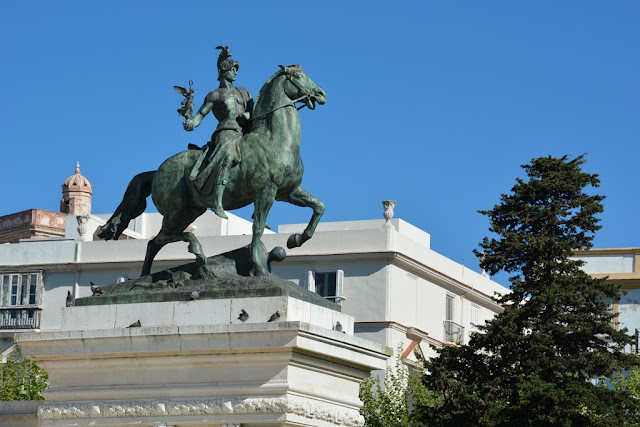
[252,69,284,118]
[252,65,302,118]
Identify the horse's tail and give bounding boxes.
[97,171,155,240]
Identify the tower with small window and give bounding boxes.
[60,162,93,215]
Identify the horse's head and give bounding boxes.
[279,65,327,110]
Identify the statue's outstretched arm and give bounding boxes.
[184,99,212,131]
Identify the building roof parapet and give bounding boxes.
[279,218,431,249]
[573,247,639,277]
[279,242,505,308]
[0,238,77,267]
[574,248,640,256]
[278,224,505,294]
[0,209,67,243]
[0,209,66,231]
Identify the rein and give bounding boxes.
[250,95,308,121]
[250,73,310,121]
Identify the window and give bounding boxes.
[303,270,344,305]
[470,304,479,332]
[444,294,464,344]
[0,271,43,330]
[445,294,454,321]
[1,272,42,307]
[316,272,336,299]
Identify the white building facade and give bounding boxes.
[0,167,506,367]
[1,215,505,366]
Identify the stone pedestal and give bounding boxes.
[17,297,390,426]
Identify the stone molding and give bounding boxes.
[21,313,388,426]
[0,209,66,243]
[38,396,364,426]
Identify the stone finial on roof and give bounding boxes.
[382,200,396,223]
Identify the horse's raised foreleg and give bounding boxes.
[284,186,325,249]
[250,183,278,276]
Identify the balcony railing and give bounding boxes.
[443,320,465,344]
[0,307,42,329]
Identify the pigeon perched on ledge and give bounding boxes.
[127,320,141,328]
[66,291,74,307]
[267,311,281,322]
[238,309,249,322]
[90,282,103,296]
[190,289,201,301]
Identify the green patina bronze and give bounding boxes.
[76,241,339,309]
[182,46,254,220]
[74,277,339,309]
[98,47,327,279]
[75,270,339,310]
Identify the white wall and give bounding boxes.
[2,217,507,368]
[575,255,635,274]
[618,288,640,333]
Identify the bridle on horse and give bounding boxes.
[249,69,313,121]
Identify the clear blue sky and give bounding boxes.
[1,2,638,287]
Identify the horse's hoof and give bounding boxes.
[97,224,116,240]
[287,234,302,249]
[249,266,270,277]
[268,247,287,263]
[212,206,228,219]
[193,264,218,280]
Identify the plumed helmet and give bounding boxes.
[216,45,240,74]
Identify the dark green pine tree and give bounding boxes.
[420,155,640,426]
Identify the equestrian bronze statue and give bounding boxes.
[99,47,327,278]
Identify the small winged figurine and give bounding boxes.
[174,80,195,119]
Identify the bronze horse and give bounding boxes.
[98,65,327,277]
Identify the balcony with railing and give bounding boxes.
[0,307,42,330]
[443,320,465,345]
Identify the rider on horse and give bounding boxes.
[183,46,254,219]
